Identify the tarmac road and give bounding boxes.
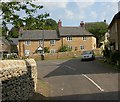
[36,58,119,100]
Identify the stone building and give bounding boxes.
[19,20,96,57]
[108,11,120,52]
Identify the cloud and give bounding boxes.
[33,0,68,9]
[64,10,74,20]
[91,11,97,18]
[74,0,95,9]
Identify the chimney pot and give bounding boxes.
[58,19,62,28]
[80,21,84,27]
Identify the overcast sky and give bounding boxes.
[2,0,119,28]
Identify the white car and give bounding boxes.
[81,50,95,61]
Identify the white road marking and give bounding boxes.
[82,74,104,92]
[64,65,76,71]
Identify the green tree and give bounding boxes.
[58,45,72,52]
[0,1,49,36]
[85,22,108,47]
[44,19,58,30]
[8,26,19,38]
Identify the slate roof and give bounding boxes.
[19,30,60,40]
[9,38,18,45]
[0,37,10,52]
[108,11,120,29]
[0,37,10,45]
[59,26,93,36]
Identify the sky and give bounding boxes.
[31,0,119,26]
[1,0,120,28]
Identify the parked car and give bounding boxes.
[81,50,95,61]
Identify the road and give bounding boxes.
[36,58,119,100]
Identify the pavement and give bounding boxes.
[34,58,120,100]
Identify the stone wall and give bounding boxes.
[30,49,102,60]
[0,59,37,101]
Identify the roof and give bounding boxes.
[9,38,18,45]
[19,30,60,40]
[0,37,10,52]
[108,11,120,29]
[59,26,93,36]
[0,37,10,45]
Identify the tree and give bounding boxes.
[8,26,19,38]
[44,19,58,30]
[0,1,49,35]
[85,22,108,47]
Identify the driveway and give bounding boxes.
[35,58,119,100]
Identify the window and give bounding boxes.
[82,37,87,41]
[66,36,72,41]
[24,50,30,56]
[68,45,72,50]
[80,45,84,50]
[24,41,31,45]
[39,40,43,45]
[50,40,56,45]
[50,49,56,53]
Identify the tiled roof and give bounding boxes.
[19,30,60,40]
[59,26,93,36]
[9,38,18,45]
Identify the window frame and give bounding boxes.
[24,50,30,56]
[50,40,56,45]
[24,40,31,45]
[50,49,56,53]
[66,36,72,41]
[39,40,43,45]
[82,37,87,41]
[80,45,84,50]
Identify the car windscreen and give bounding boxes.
[83,51,92,54]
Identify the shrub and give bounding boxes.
[109,50,120,65]
[58,45,72,52]
[44,47,50,53]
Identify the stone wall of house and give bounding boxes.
[0,59,37,101]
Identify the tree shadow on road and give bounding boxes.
[44,58,119,78]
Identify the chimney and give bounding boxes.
[58,19,62,28]
[80,21,84,28]
[19,27,23,37]
[104,20,106,23]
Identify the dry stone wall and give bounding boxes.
[0,59,37,101]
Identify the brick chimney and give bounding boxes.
[80,21,84,27]
[58,19,62,28]
[19,27,23,37]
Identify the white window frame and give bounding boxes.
[82,37,87,41]
[66,36,72,41]
[24,41,31,45]
[80,45,84,50]
[50,49,56,53]
[39,40,43,45]
[50,40,56,45]
[68,45,72,50]
[24,50,30,56]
